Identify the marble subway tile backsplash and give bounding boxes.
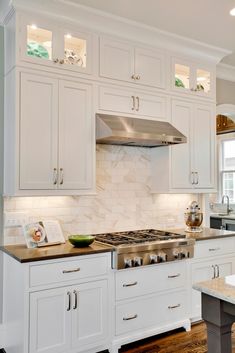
[4,145,196,245]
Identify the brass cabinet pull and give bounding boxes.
[67,291,71,311]
[123,314,138,321]
[131,96,135,110]
[168,274,180,279]
[136,75,140,80]
[195,172,199,185]
[62,268,80,274]
[53,168,58,185]
[53,58,59,63]
[123,281,138,287]
[59,59,65,64]
[136,96,140,111]
[73,290,78,310]
[168,304,180,309]
[131,74,136,80]
[59,168,64,185]
[209,248,220,252]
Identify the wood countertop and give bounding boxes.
[0,241,113,263]
[171,227,235,241]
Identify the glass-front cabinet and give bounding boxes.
[172,57,215,98]
[20,16,92,74]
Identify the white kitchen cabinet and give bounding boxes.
[172,57,215,99]
[29,287,71,353]
[100,37,166,89]
[3,252,111,353]
[98,85,168,121]
[191,257,235,321]
[151,98,216,193]
[19,14,92,75]
[6,71,94,196]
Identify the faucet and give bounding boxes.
[222,195,231,214]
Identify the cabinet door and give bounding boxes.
[99,85,134,114]
[172,57,194,93]
[20,73,58,189]
[193,103,215,188]
[135,47,165,89]
[135,92,167,120]
[29,287,71,353]
[100,37,135,83]
[20,17,60,67]
[195,66,215,99]
[71,280,108,350]
[58,80,93,190]
[170,100,193,189]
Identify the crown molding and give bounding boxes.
[0,0,231,64]
[216,63,235,83]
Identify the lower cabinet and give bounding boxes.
[29,280,108,353]
[3,252,111,353]
[191,256,235,321]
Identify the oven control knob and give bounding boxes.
[159,252,167,262]
[149,254,159,264]
[133,257,143,267]
[124,258,133,268]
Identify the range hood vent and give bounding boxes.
[96,114,187,148]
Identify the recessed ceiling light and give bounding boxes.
[30,24,37,30]
[65,34,72,39]
[230,8,235,16]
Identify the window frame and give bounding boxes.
[218,133,235,203]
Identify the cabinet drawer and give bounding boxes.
[30,255,108,287]
[116,262,186,300]
[115,290,187,335]
[194,238,235,259]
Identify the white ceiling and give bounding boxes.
[69,0,235,65]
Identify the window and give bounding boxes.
[220,139,235,202]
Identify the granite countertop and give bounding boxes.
[171,227,235,241]
[0,241,113,263]
[193,277,235,305]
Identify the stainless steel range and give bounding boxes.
[95,229,195,269]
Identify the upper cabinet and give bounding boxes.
[4,70,95,196]
[171,57,215,99]
[99,37,166,89]
[19,15,92,75]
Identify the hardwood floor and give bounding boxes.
[118,322,235,353]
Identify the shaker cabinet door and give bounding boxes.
[170,100,193,189]
[100,37,135,83]
[71,280,108,350]
[20,73,58,190]
[58,80,93,190]
[29,287,71,353]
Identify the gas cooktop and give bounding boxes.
[95,229,186,245]
[94,229,195,269]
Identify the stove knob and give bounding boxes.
[133,257,143,267]
[174,251,186,260]
[159,252,167,262]
[149,254,159,264]
[124,258,133,268]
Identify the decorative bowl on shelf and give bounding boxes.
[68,234,95,247]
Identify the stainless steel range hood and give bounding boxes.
[96,114,187,147]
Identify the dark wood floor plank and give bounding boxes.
[119,322,235,353]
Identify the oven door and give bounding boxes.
[222,218,235,231]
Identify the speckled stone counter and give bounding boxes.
[193,277,235,304]
[193,277,235,353]
[0,241,113,263]
[171,227,235,241]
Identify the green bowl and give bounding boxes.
[68,235,95,247]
